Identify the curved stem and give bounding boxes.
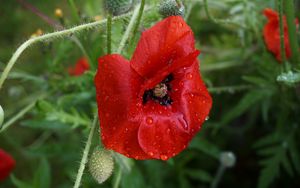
[117,3,141,54]
[0,94,46,132]
[0,11,134,91]
[73,115,98,188]
[210,165,226,188]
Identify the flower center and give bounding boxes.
[142,74,173,106]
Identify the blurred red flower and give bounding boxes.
[68,57,90,76]
[94,16,212,160]
[263,8,298,62]
[0,149,15,181]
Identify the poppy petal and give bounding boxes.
[137,61,212,160]
[95,55,149,159]
[131,16,195,79]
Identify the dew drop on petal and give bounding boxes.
[160,155,168,161]
[167,128,171,134]
[186,73,193,79]
[205,116,210,121]
[146,117,153,125]
[148,152,154,156]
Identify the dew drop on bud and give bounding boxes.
[0,105,4,127]
[89,147,114,184]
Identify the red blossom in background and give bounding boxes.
[68,57,90,76]
[94,16,212,160]
[0,149,15,181]
[263,8,299,62]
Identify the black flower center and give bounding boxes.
[142,74,173,106]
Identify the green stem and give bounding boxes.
[107,14,112,54]
[73,115,98,188]
[210,165,226,188]
[130,0,146,43]
[0,95,45,132]
[284,0,299,65]
[68,0,81,22]
[0,11,134,91]
[184,2,194,21]
[113,168,122,188]
[278,0,287,64]
[117,3,141,54]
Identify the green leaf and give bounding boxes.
[288,137,300,174]
[253,133,281,149]
[10,174,32,188]
[221,89,271,126]
[242,76,269,86]
[184,169,213,182]
[33,158,51,188]
[189,136,220,159]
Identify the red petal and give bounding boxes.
[131,16,195,79]
[262,8,297,62]
[0,149,15,181]
[94,55,150,159]
[68,57,90,76]
[137,61,212,160]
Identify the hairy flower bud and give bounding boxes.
[88,148,114,184]
[220,151,236,168]
[159,0,185,18]
[104,0,134,16]
[0,105,4,127]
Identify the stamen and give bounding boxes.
[153,83,168,98]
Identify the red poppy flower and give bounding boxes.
[94,16,212,160]
[0,149,15,181]
[68,57,90,76]
[263,8,299,62]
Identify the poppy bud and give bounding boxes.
[104,0,134,16]
[0,105,4,127]
[159,0,185,18]
[219,151,236,168]
[54,8,63,18]
[88,147,114,184]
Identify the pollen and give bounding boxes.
[153,83,168,98]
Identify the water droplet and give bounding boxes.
[146,117,153,125]
[136,103,142,107]
[149,152,154,156]
[125,128,129,132]
[186,73,193,79]
[205,116,210,121]
[167,128,171,134]
[190,93,194,98]
[112,126,116,131]
[179,81,184,86]
[160,155,168,161]
[158,110,163,114]
[105,113,110,117]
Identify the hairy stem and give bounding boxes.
[203,0,244,28]
[0,11,134,91]
[107,14,112,54]
[284,0,299,65]
[117,3,141,54]
[73,115,98,188]
[0,95,46,133]
[130,0,146,43]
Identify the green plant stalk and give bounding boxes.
[211,165,226,188]
[208,85,252,94]
[73,115,98,188]
[107,14,112,54]
[131,0,146,43]
[113,168,122,188]
[284,0,299,64]
[0,11,135,91]
[68,0,81,22]
[117,3,141,54]
[278,0,288,66]
[0,96,44,133]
